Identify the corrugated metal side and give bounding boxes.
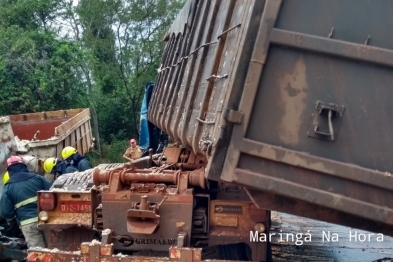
[17,108,93,158]
[52,112,93,158]
[151,0,393,237]
[218,0,393,236]
[149,0,265,159]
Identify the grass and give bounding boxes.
[86,139,129,166]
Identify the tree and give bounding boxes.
[55,0,184,142]
[0,0,89,115]
[0,0,185,161]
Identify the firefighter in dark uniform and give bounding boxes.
[61,146,92,172]
[0,156,52,248]
[43,157,78,179]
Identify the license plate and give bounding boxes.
[59,201,92,213]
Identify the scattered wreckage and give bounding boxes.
[0,108,94,261]
[29,150,269,261]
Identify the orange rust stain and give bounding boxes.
[102,194,117,200]
[100,246,114,256]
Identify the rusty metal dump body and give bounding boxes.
[149,0,393,235]
[0,108,93,181]
[9,108,93,159]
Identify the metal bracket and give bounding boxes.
[159,24,241,74]
[177,232,187,248]
[196,117,215,125]
[126,195,167,234]
[307,100,345,142]
[101,229,112,244]
[217,23,241,39]
[206,74,228,81]
[223,108,244,124]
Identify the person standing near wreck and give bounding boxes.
[123,138,142,161]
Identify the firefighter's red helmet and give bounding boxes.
[5,155,25,170]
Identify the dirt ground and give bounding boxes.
[270,211,393,262]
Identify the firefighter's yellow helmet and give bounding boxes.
[43,157,58,173]
[62,146,77,160]
[3,171,10,185]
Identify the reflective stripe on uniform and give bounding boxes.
[20,216,38,226]
[14,196,38,209]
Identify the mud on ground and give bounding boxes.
[270,212,393,262]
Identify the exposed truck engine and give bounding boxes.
[34,150,269,261]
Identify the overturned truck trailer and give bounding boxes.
[149,0,393,236]
[26,0,393,262]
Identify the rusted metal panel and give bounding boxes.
[0,108,93,179]
[97,164,196,252]
[28,244,233,262]
[149,0,393,236]
[208,200,269,261]
[150,0,265,153]
[43,227,96,251]
[227,0,393,235]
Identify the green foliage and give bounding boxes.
[72,0,184,142]
[95,96,138,141]
[0,0,58,29]
[0,0,90,114]
[0,0,185,162]
[0,27,89,114]
[87,138,129,166]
